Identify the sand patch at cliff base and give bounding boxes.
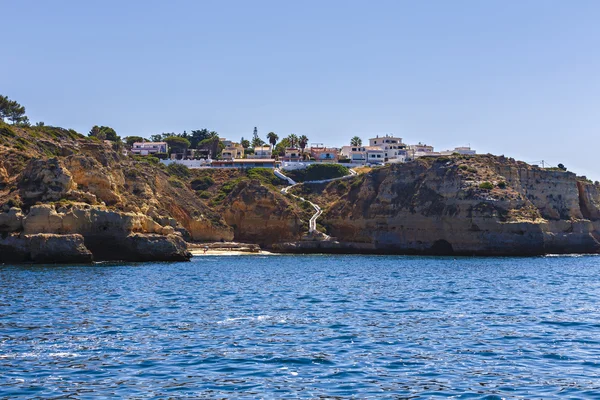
[190,249,273,256]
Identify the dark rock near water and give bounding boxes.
[0,234,93,264]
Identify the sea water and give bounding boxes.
[1,255,600,398]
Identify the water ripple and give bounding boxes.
[1,255,600,397]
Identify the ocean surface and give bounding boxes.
[1,255,600,398]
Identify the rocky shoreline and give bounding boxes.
[2,121,600,263]
[0,204,191,264]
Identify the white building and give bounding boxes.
[310,146,339,162]
[282,148,302,162]
[407,143,441,159]
[340,145,366,163]
[364,146,385,163]
[131,142,168,155]
[368,134,407,162]
[440,146,476,156]
[247,145,272,159]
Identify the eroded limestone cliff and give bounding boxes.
[3,121,598,260]
[0,124,228,262]
[316,156,600,255]
[0,123,307,262]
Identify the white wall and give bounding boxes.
[281,161,315,170]
[281,161,366,171]
[161,159,212,168]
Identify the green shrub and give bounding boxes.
[467,167,477,173]
[220,180,238,194]
[196,190,211,199]
[497,181,507,189]
[301,201,313,211]
[286,164,350,182]
[133,155,160,165]
[68,129,83,140]
[191,176,215,191]
[350,177,364,189]
[479,181,494,190]
[167,163,190,179]
[0,126,16,138]
[459,164,468,170]
[336,180,349,191]
[168,177,184,188]
[211,192,228,205]
[246,168,282,185]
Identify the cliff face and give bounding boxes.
[5,121,596,259]
[0,123,305,262]
[321,156,600,255]
[221,180,306,246]
[0,124,230,262]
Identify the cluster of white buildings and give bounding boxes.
[339,135,476,165]
[130,134,476,169]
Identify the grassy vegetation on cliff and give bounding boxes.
[285,164,350,182]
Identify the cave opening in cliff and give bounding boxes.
[430,239,454,255]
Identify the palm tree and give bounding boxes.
[350,136,362,147]
[287,134,298,148]
[267,132,279,148]
[299,135,309,153]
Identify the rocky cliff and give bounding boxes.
[0,123,307,263]
[312,155,600,255]
[0,124,225,262]
[4,121,598,260]
[221,179,306,246]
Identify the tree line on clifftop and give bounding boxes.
[88,124,312,160]
[0,94,574,170]
[0,95,28,126]
[0,95,315,160]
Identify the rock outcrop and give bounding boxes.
[0,203,191,262]
[221,180,305,246]
[0,234,93,264]
[0,208,23,232]
[316,156,600,255]
[18,158,75,203]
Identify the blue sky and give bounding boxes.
[2,0,599,178]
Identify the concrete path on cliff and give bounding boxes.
[274,167,357,237]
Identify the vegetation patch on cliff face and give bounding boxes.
[285,164,350,182]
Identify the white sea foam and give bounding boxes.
[544,254,596,258]
[217,315,276,324]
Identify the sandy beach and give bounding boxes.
[190,249,274,256]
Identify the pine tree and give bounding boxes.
[251,127,264,147]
